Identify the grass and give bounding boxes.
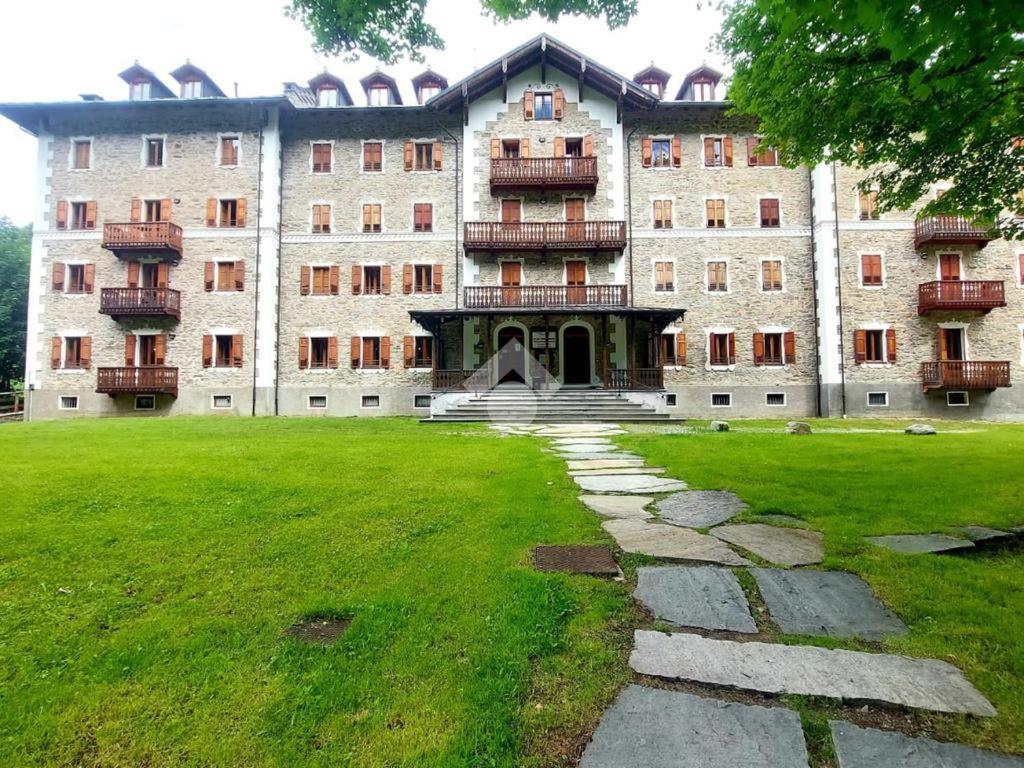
[0,418,632,768]
[620,419,1024,756]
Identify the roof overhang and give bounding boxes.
[410,306,685,334]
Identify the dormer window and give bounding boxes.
[641,81,663,97]
[418,85,439,103]
[129,81,151,100]
[368,86,391,106]
[317,87,338,107]
[181,79,202,98]
[693,79,715,101]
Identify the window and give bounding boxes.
[867,391,889,407]
[418,85,439,103]
[705,199,726,228]
[414,394,431,408]
[413,203,433,232]
[215,335,235,367]
[129,81,151,101]
[501,139,521,158]
[362,337,382,367]
[859,189,879,220]
[761,260,783,292]
[711,392,732,407]
[59,395,79,410]
[363,266,382,294]
[861,254,883,287]
[760,333,785,365]
[693,80,715,101]
[766,392,786,407]
[311,266,332,295]
[564,137,583,157]
[413,142,433,171]
[145,137,164,167]
[706,261,728,292]
[654,261,674,292]
[363,204,382,233]
[144,199,162,223]
[72,139,91,169]
[361,395,381,408]
[368,86,390,106]
[747,137,778,166]
[219,136,239,167]
[63,337,85,368]
[363,142,383,172]
[709,333,735,366]
[414,264,434,294]
[1019,254,1024,286]
[181,80,202,99]
[651,139,671,168]
[665,393,677,407]
[310,337,331,369]
[66,264,86,294]
[703,136,732,167]
[317,87,338,107]
[134,395,156,410]
[309,395,328,408]
[312,204,332,234]
[216,262,236,292]
[219,199,241,227]
[864,330,885,363]
[70,202,90,230]
[311,143,332,172]
[653,200,673,229]
[534,92,553,120]
[660,333,677,365]
[212,395,232,409]
[413,337,432,368]
[947,391,969,407]
[759,198,781,228]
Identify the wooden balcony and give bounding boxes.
[464,221,626,252]
[917,281,1006,314]
[99,287,181,320]
[490,157,598,192]
[464,284,627,309]
[96,366,179,397]
[102,222,183,259]
[913,216,996,250]
[921,361,1010,391]
[603,368,664,391]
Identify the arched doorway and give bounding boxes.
[562,325,592,385]
[496,325,526,384]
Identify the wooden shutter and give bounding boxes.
[703,137,715,166]
[205,198,217,227]
[328,337,339,369]
[85,201,97,229]
[523,90,534,120]
[784,331,796,364]
[56,200,68,229]
[125,334,137,367]
[83,264,95,293]
[299,337,309,369]
[671,136,682,167]
[159,198,172,221]
[853,329,867,364]
[520,138,530,158]
[382,265,392,295]
[433,264,443,293]
[350,336,361,368]
[235,199,246,227]
[351,265,362,295]
[234,261,245,291]
[300,265,311,295]
[727,333,736,362]
[490,138,501,159]
[938,328,948,361]
[553,88,565,119]
[404,335,414,367]
[232,335,243,367]
[154,334,166,366]
[1019,254,1024,285]
[50,336,61,368]
[747,137,759,166]
[886,328,896,363]
[676,333,687,366]
[724,136,734,166]
[403,140,413,171]
[80,336,92,369]
[753,332,765,365]
[381,336,391,368]
[204,262,214,291]
[403,264,413,294]
[127,261,140,288]
[433,140,443,170]
[130,198,142,223]
[157,263,169,289]
[329,265,340,295]
[641,137,652,168]
[939,254,960,281]
[583,134,594,157]
[201,335,212,368]
[52,262,65,291]
[554,136,565,158]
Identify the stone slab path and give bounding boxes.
[630,630,996,716]
[867,534,975,554]
[712,524,824,566]
[635,566,757,632]
[570,467,666,477]
[603,520,753,566]
[556,443,621,454]
[580,685,810,768]
[578,495,653,520]
[566,458,645,470]
[830,721,1024,767]
[550,437,614,445]
[751,568,908,640]
[575,474,687,494]
[561,451,644,461]
[954,526,1016,545]
[656,490,747,528]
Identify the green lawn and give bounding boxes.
[621,420,1024,757]
[0,418,632,768]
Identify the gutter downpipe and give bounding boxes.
[626,125,640,307]
[273,113,286,416]
[436,121,461,309]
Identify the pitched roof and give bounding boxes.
[411,68,448,90]
[359,70,403,105]
[117,63,175,99]
[169,61,226,98]
[675,63,724,100]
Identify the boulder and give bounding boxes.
[709,420,730,432]
[785,421,812,434]
[905,423,936,435]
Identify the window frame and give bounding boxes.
[760,258,784,292]
[361,394,382,409]
[362,265,383,295]
[412,141,434,172]
[533,92,554,121]
[65,263,87,294]
[653,260,676,293]
[309,336,331,369]
[701,135,729,168]
[308,394,328,409]
[142,135,166,169]
[704,197,727,228]
[216,133,241,168]
[360,336,383,369]
[362,203,383,233]
[311,203,333,234]
[710,392,733,408]
[69,137,93,171]
[134,395,156,411]
[707,330,736,370]
[361,140,385,173]
[652,198,674,229]
[413,202,434,233]
[58,395,79,410]
[310,141,334,174]
[310,265,333,296]
[858,187,880,221]
[866,391,889,408]
[367,86,391,106]
[412,336,433,369]
[946,391,970,407]
[705,259,729,294]
[758,197,782,228]
[211,394,233,409]
[650,138,672,169]
[413,264,434,294]
[765,392,787,407]
[413,394,432,408]
[859,252,886,288]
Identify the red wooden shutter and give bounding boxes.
[85,201,97,229]
[127,261,140,288]
[381,336,391,368]
[204,262,214,291]
[724,136,734,166]
[703,137,715,166]
[784,331,796,364]
[853,330,867,363]
[235,199,246,227]
[553,88,565,119]
[299,337,309,369]
[1019,254,1024,285]
[83,264,95,293]
[232,335,243,367]
[80,336,92,369]
[351,265,362,295]
[641,137,652,167]
[160,198,172,221]
[433,140,442,170]
[671,136,682,167]
[747,137,759,166]
[523,90,534,120]
[205,198,217,227]
[676,333,687,366]
[234,261,245,291]
[404,335,414,367]
[554,136,565,158]
[886,328,897,363]
[753,332,765,365]
[56,200,68,229]
[520,138,530,158]
[300,265,311,295]
[490,138,501,159]
[130,198,142,223]
[433,264,443,293]
[201,335,212,368]
[728,333,736,363]
[126,334,137,367]
[154,334,166,366]
[403,264,413,294]
[50,336,61,368]
[328,337,339,369]
[403,140,413,171]
[52,262,65,291]
[583,134,594,157]
[938,328,949,360]
[382,265,392,295]
[329,265,340,295]
[350,336,361,368]
[157,263,169,289]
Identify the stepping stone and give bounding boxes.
[830,720,1024,767]
[532,545,620,576]
[575,474,687,494]
[557,444,620,454]
[953,526,1015,545]
[751,568,908,640]
[867,534,975,555]
[567,458,646,470]
[712,524,823,566]
[562,452,642,461]
[630,631,996,716]
[753,514,810,528]
[603,520,753,566]
[656,490,747,528]
[635,566,757,633]
[570,467,666,477]
[579,495,653,520]
[580,685,810,768]
[550,437,614,445]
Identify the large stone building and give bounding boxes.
[3,36,1021,421]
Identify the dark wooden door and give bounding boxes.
[501,262,522,306]
[565,198,585,241]
[500,199,522,223]
[939,254,960,281]
[563,326,591,385]
[566,260,586,304]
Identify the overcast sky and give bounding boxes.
[0,0,726,225]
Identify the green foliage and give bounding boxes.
[718,0,1024,237]
[288,0,637,63]
[0,218,30,391]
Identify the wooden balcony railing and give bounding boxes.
[96,366,179,397]
[102,222,183,258]
[603,368,664,391]
[490,157,598,192]
[433,369,481,391]
[99,287,181,319]
[921,361,1010,391]
[917,281,1006,314]
[913,216,996,250]
[464,221,626,251]
[464,284,627,308]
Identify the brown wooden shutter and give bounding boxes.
[50,336,61,368]
[724,136,734,167]
[351,265,362,295]
[125,334,137,367]
[583,134,594,157]
[80,336,92,369]
[490,138,501,159]
[886,328,896,363]
[205,198,217,227]
[362,204,372,232]
[201,335,212,368]
[328,337,339,369]
[83,264,95,293]
[52,262,65,291]
[554,136,565,158]
[159,198,172,221]
[433,140,443,170]
[403,264,413,294]
[641,137,653,168]
[553,88,564,119]
[329,265,340,295]
[157,263,169,289]
[753,332,765,365]
[676,333,687,366]
[154,334,166,366]
[403,335,414,367]
[127,261,140,288]
[85,201,97,229]
[236,199,246,227]
[703,137,715,166]
[350,336,361,368]
[523,90,534,120]
[784,331,796,364]
[299,336,309,369]
[938,328,948,360]
[728,333,736,363]
[130,198,142,223]
[404,140,413,171]
[299,265,311,295]
[381,336,391,368]
[56,200,68,229]
[382,265,392,295]
[520,138,530,158]
[232,335,243,367]
[234,261,245,291]
[433,264,443,293]
[747,137,759,166]
[671,136,682,167]
[853,329,867,363]
[204,262,214,291]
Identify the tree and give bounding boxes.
[0,219,30,391]
[287,0,637,64]
[717,0,1024,237]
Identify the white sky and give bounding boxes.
[0,0,726,225]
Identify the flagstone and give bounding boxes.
[550,437,614,445]
[556,443,621,454]
[560,452,643,461]
[575,474,687,494]
[579,495,654,519]
[829,721,1024,768]
[712,524,823,566]
[952,526,1015,545]
[656,490,747,529]
[566,458,646,470]
[602,519,752,566]
[866,534,975,555]
[635,566,757,633]
[570,467,666,477]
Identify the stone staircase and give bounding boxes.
[427,387,673,423]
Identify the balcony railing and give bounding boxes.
[102,222,183,258]
[96,366,179,397]
[917,281,1006,314]
[464,284,627,309]
[99,287,181,319]
[921,361,1010,391]
[913,216,996,250]
[464,221,626,252]
[603,368,664,391]
[490,157,598,192]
